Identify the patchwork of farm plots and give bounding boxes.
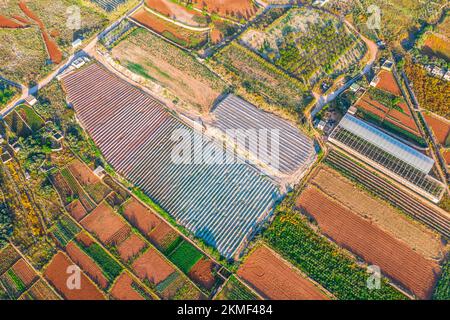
[240,7,367,86]
[297,183,441,299]
[0,0,107,84]
[0,244,60,300]
[50,159,225,298]
[62,63,281,260]
[354,70,424,146]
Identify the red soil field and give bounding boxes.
[116,233,148,263]
[12,15,30,25]
[68,160,101,186]
[12,259,37,287]
[0,15,26,28]
[424,113,450,145]
[146,0,206,26]
[211,28,223,44]
[443,150,450,166]
[131,9,187,43]
[66,242,109,290]
[19,1,62,64]
[386,108,420,134]
[44,252,105,300]
[188,258,216,290]
[81,202,131,245]
[132,248,175,285]
[148,222,179,251]
[110,272,145,300]
[191,0,257,19]
[76,232,94,247]
[297,187,440,299]
[376,70,402,96]
[66,200,88,222]
[238,246,329,300]
[122,198,161,235]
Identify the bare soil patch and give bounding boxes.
[376,70,402,96]
[66,200,88,222]
[191,0,257,19]
[148,222,179,252]
[238,245,329,300]
[110,272,145,300]
[424,113,450,145]
[44,252,105,300]
[188,258,216,291]
[122,198,161,235]
[81,202,131,246]
[297,186,441,299]
[116,233,148,263]
[12,259,37,287]
[66,241,109,290]
[132,248,175,285]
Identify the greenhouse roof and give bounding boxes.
[338,114,434,174]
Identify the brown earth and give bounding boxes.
[309,166,445,260]
[191,0,257,19]
[148,222,180,251]
[116,233,148,263]
[66,200,88,222]
[65,241,109,290]
[110,272,146,300]
[122,198,161,235]
[297,186,441,299]
[238,245,329,300]
[423,113,450,145]
[132,248,175,285]
[376,70,402,96]
[68,160,101,186]
[12,259,37,287]
[44,252,105,300]
[146,0,207,26]
[81,202,131,245]
[0,15,26,28]
[188,258,216,291]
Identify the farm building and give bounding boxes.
[62,63,281,260]
[329,114,445,202]
[210,95,316,182]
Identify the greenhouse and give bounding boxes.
[329,114,444,201]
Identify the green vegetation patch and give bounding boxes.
[50,216,80,247]
[168,240,203,274]
[16,105,45,131]
[264,211,407,300]
[215,276,259,300]
[433,258,450,300]
[77,241,123,282]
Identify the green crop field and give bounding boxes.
[168,240,203,274]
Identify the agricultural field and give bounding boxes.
[421,33,450,62]
[211,42,312,121]
[62,63,281,261]
[297,185,442,299]
[263,207,408,300]
[0,0,108,84]
[237,245,330,300]
[241,8,367,86]
[0,244,59,300]
[111,28,227,112]
[325,150,450,238]
[179,0,257,21]
[353,70,425,146]
[130,7,208,49]
[215,276,259,300]
[423,113,450,147]
[145,0,209,27]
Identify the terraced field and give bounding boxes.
[62,63,281,260]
